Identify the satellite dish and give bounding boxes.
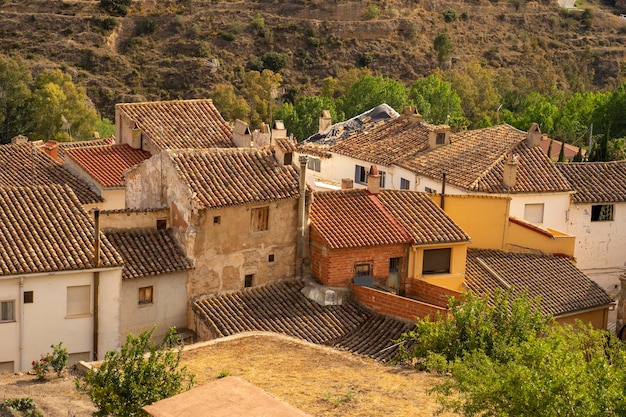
[204,58,220,74]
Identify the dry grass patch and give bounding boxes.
[181,333,457,417]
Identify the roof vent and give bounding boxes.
[526,123,541,147]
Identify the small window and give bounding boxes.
[139,286,154,305]
[425,187,437,194]
[0,300,15,322]
[423,248,451,275]
[67,286,90,317]
[355,165,367,185]
[307,157,321,172]
[244,274,254,288]
[156,219,167,230]
[24,291,33,304]
[389,257,402,273]
[354,263,371,277]
[284,152,293,166]
[400,178,410,190]
[524,203,544,224]
[268,254,275,263]
[213,216,221,225]
[591,204,614,222]
[436,132,446,145]
[379,171,386,188]
[0,361,14,373]
[251,206,269,232]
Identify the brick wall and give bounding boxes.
[352,285,446,321]
[406,278,462,308]
[310,227,406,287]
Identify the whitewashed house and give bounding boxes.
[0,185,123,373]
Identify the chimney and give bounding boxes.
[526,123,541,147]
[272,120,287,140]
[503,154,519,189]
[367,165,381,194]
[232,119,252,147]
[252,123,271,147]
[11,135,29,144]
[319,110,332,133]
[428,128,451,149]
[41,140,59,161]
[341,178,354,189]
[92,131,100,140]
[401,105,423,122]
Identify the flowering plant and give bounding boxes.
[31,354,52,381]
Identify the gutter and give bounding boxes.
[93,209,101,361]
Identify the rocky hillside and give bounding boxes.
[1,0,625,119]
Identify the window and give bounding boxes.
[400,178,410,190]
[379,171,386,188]
[0,300,14,322]
[389,257,402,273]
[244,274,254,288]
[213,216,221,225]
[284,152,293,166]
[591,204,614,222]
[307,157,321,172]
[355,165,367,185]
[436,132,446,145]
[0,361,14,373]
[24,291,33,304]
[67,286,90,317]
[250,206,269,232]
[156,219,167,230]
[138,286,154,305]
[422,248,451,275]
[524,203,544,224]
[354,263,371,277]
[268,254,275,263]
[425,186,437,194]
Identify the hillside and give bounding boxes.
[1,0,625,120]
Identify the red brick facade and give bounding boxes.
[310,226,406,287]
[352,285,447,321]
[406,278,462,308]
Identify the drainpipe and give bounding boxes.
[93,209,101,361]
[19,277,24,372]
[296,156,308,279]
[440,172,447,210]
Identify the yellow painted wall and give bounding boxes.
[555,308,609,330]
[507,219,575,257]
[409,243,467,292]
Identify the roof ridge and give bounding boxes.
[467,137,522,190]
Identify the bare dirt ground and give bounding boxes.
[0,333,456,417]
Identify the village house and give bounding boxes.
[557,161,626,297]
[123,147,303,296]
[115,99,234,155]
[0,185,123,373]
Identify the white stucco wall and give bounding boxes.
[507,193,570,232]
[120,272,188,341]
[0,268,122,372]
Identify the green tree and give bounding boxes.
[30,69,99,141]
[433,33,454,65]
[452,62,502,128]
[573,146,583,162]
[95,118,116,139]
[503,92,559,135]
[210,83,250,123]
[338,75,409,119]
[241,69,282,129]
[78,327,194,417]
[276,95,339,141]
[553,91,608,144]
[0,54,33,144]
[557,139,565,162]
[410,73,466,125]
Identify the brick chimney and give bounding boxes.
[41,140,59,161]
[319,110,332,133]
[503,154,519,189]
[401,105,423,122]
[526,123,541,147]
[367,165,381,194]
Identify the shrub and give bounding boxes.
[251,13,265,30]
[77,327,195,417]
[99,0,132,17]
[50,342,69,377]
[31,355,51,381]
[138,17,157,35]
[364,2,382,19]
[3,398,41,417]
[261,52,288,72]
[358,53,373,67]
[91,15,118,31]
[443,8,457,22]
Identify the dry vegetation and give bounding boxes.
[0,333,456,417]
[1,0,626,119]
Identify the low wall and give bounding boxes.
[352,285,446,321]
[406,279,462,308]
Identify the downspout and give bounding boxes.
[440,172,447,210]
[19,277,24,372]
[296,156,308,279]
[93,209,101,361]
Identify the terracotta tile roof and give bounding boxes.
[539,136,585,160]
[193,279,412,361]
[556,161,626,203]
[330,118,435,166]
[273,137,297,153]
[0,185,123,276]
[399,124,572,194]
[65,144,151,188]
[105,229,193,280]
[465,248,613,317]
[310,189,412,249]
[295,142,333,159]
[377,190,470,245]
[0,142,103,204]
[116,99,234,150]
[167,148,300,209]
[56,137,116,160]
